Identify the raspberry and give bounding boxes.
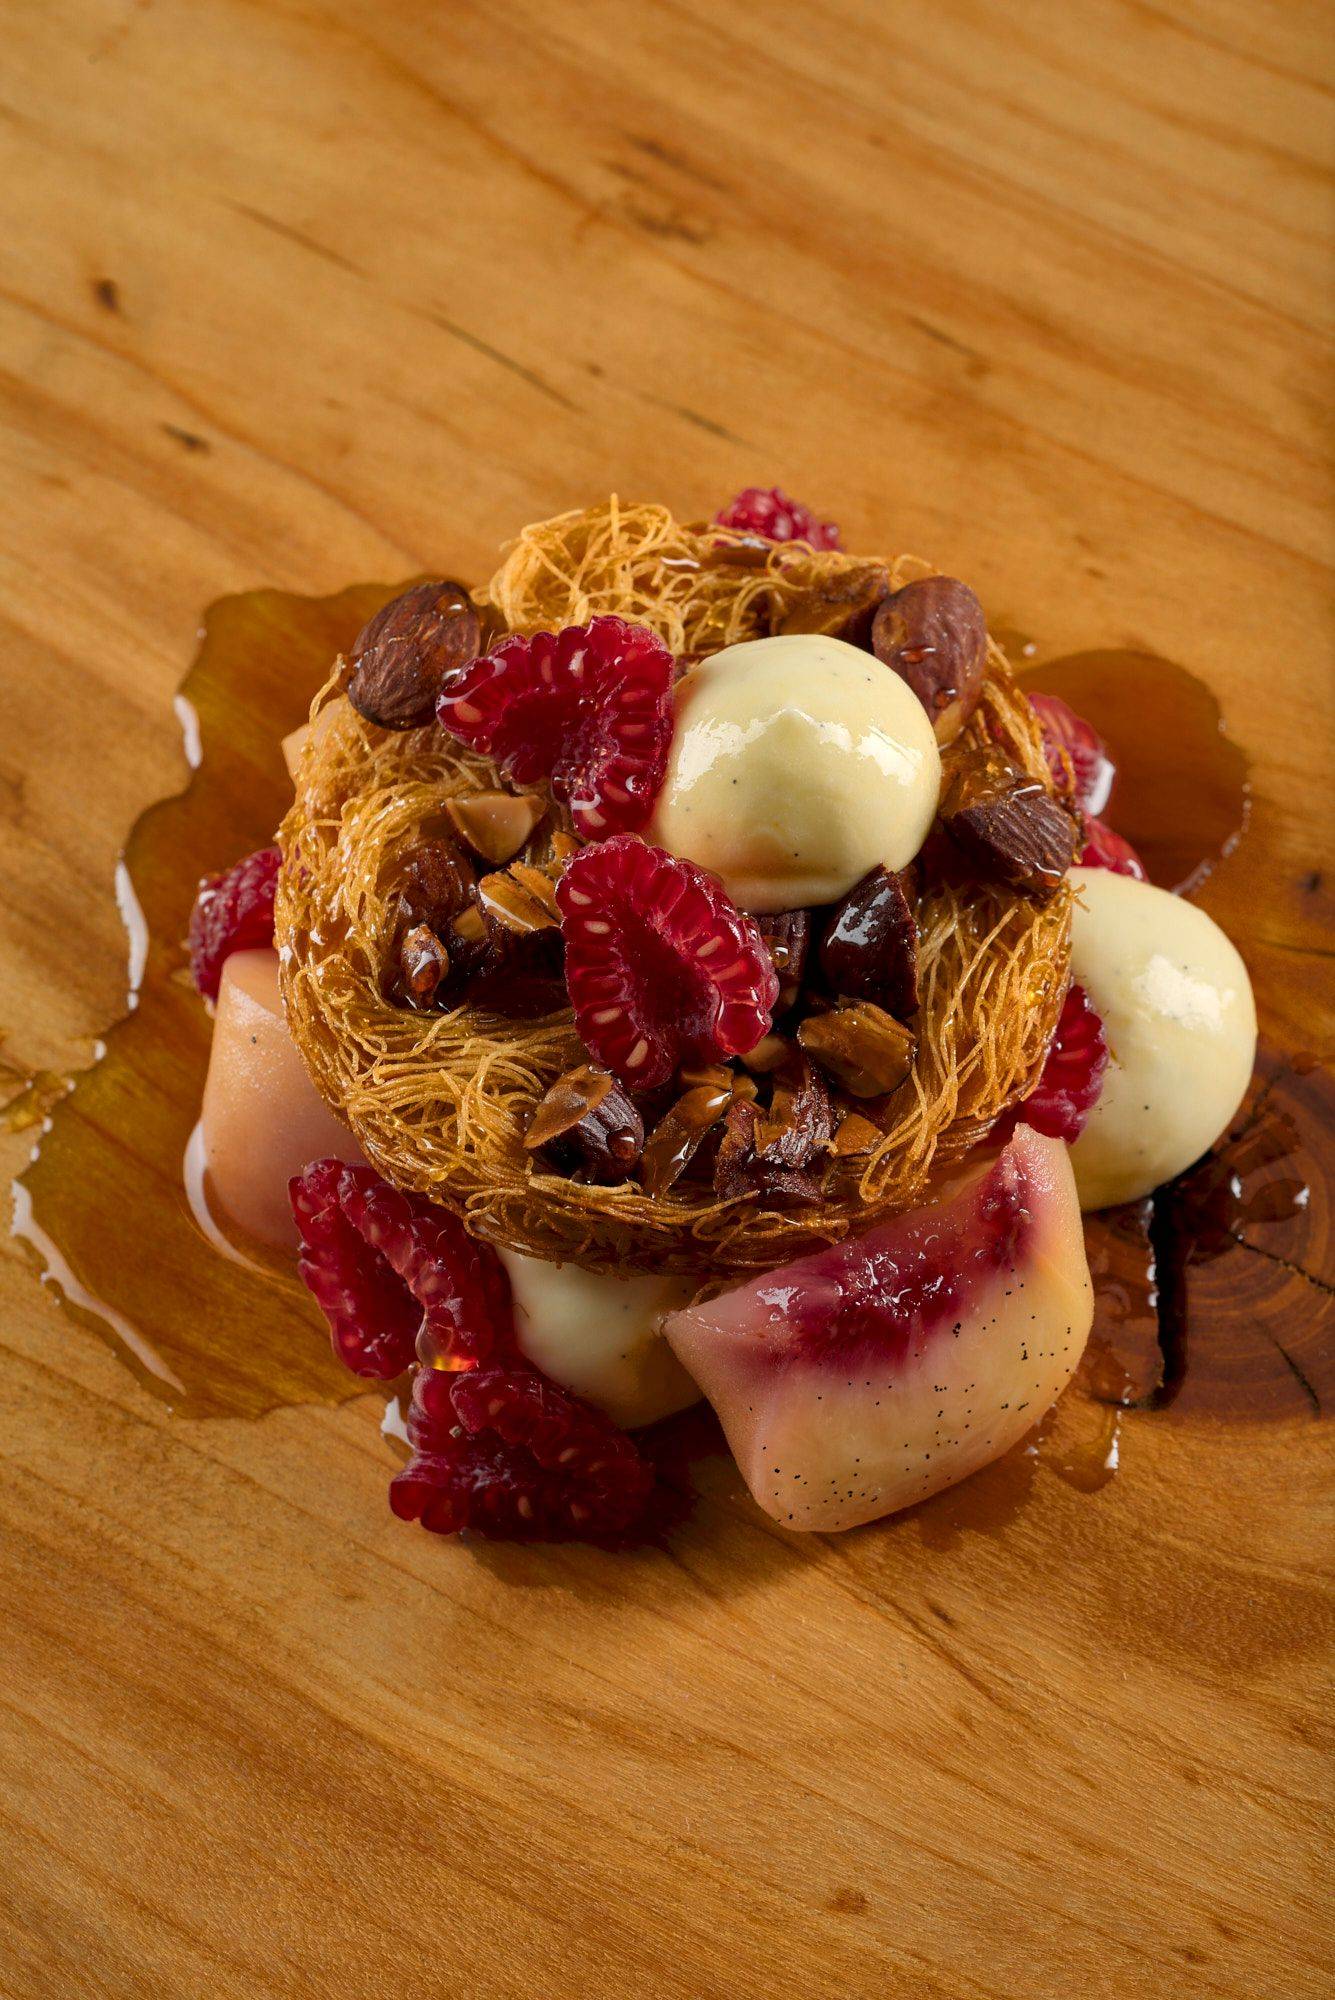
[188,846,281,1001]
[389,1363,665,1545]
[292,1162,685,1545]
[1030,692,1114,816]
[557,836,779,1088]
[1080,815,1147,879]
[713,487,841,550]
[1019,982,1109,1143]
[290,1160,511,1378]
[437,616,675,839]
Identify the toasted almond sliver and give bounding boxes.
[507,861,562,920]
[832,1113,884,1158]
[446,791,548,866]
[678,1063,734,1094]
[478,871,558,934]
[525,1065,615,1151]
[641,1085,733,1197]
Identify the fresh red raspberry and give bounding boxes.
[1019,982,1109,1143]
[389,1363,665,1545]
[1080,816,1147,879]
[292,1161,686,1544]
[557,836,779,1088]
[437,616,675,839]
[1030,692,1114,816]
[290,1160,512,1379]
[188,846,281,1000]
[713,487,841,550]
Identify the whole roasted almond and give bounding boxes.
[778,562,892,648]
[348,581,481,731]
[798,1002,915,1098]
[943,780,1077,903]
[446,791,547,866]
[872,575,987,745]
[527,1065,643,1184]
[819,866,919,1015]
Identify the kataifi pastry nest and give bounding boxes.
[277,500,1072,1277]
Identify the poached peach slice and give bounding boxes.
[663,1124,1092,1531]
[199,947,360,1250]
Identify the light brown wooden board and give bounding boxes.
[0,3,1331,1995]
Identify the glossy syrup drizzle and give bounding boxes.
[6,593,1327,1501]
[9,583,399,1418]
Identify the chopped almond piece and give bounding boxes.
[526,1065,642,1184]
[832,1113,884,1157]
[777,561,891,647]
[740,1034,791,1074]
[400,924,450,1005]
[641,1083,734,1197]
[753,909,811,1012]
[525,1065,616,1150]
[398,839,475,929]
[798,1003,915,1098]
[679,1062,736,1094]
[446,791,548,866]
[714,1098,826,1205]
[509,862,563,920]
[819,867,919,1015]
[944,785,1077,902]
[478,867,559,934]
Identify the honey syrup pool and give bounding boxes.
[7,592,1327,1498]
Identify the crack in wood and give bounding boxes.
[415,308,578,412]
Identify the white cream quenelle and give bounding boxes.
[1068,869,1257,1209]
[650,634,941,914]
[498,1249,702,1429]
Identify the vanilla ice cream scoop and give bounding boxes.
[1068,868,1257,1209]
[650,634,941,913]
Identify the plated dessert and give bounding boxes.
[188,490,1258,1544]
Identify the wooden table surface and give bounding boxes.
[1,3,1331,1995]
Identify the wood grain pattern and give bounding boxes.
[0,2,1331,1995]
